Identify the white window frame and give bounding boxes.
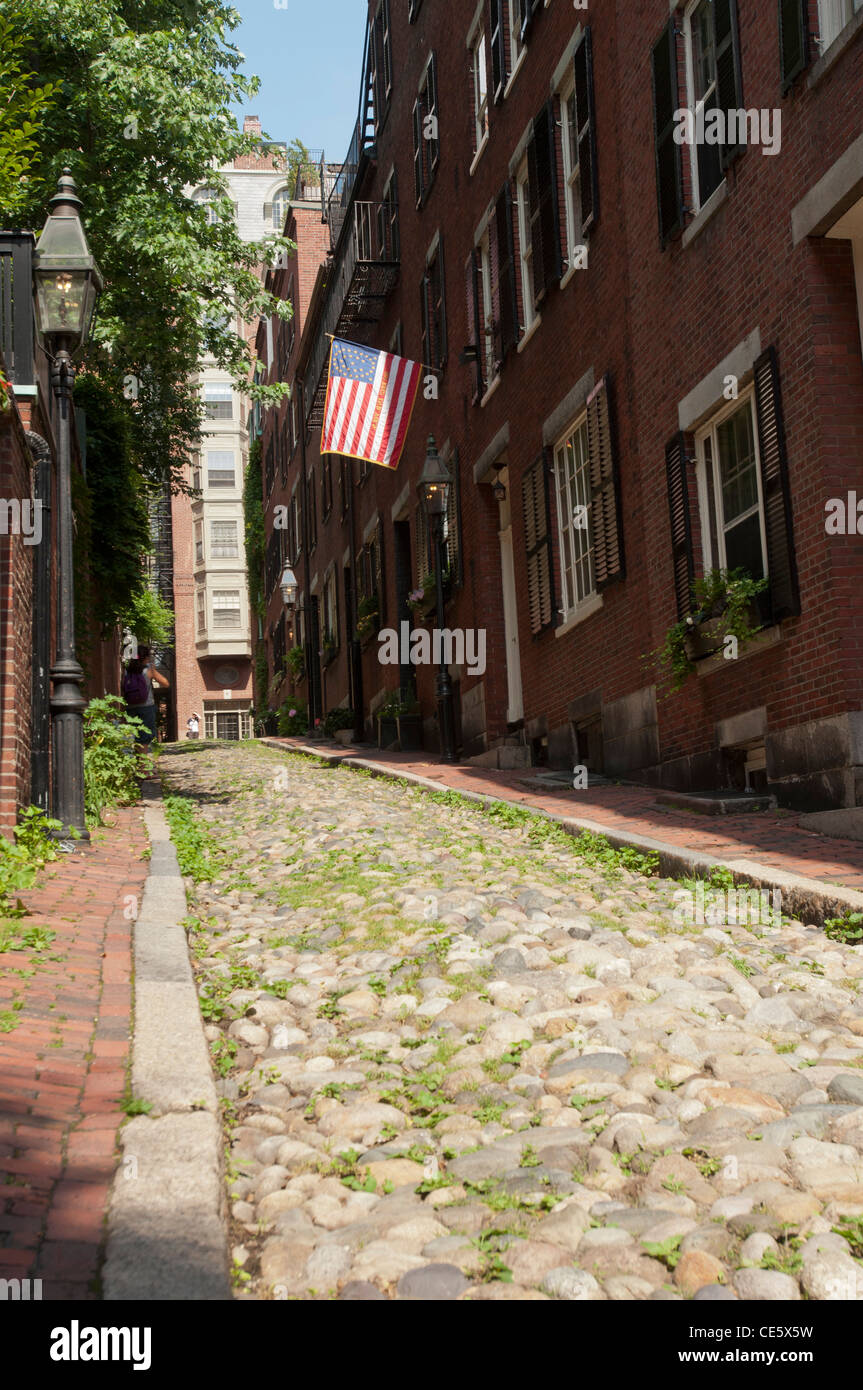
[478,229,496,386]
[682,0,722,215]
[507,0,524,70]
[196,588,206,633]
[203,381,233,420]
[515,158,535,335]
[559,77,582,271]
[194,520,204,566]
[472,28,489,155]
[694,389,769,581]
[553,413,595,618]
[206,450,236,489]
[271,186,290,231]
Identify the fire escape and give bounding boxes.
[304,17,401,430]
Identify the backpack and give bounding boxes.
[123,666,150,706]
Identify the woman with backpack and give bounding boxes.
[122,646,169,744]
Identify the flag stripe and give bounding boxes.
[320,337,423,469]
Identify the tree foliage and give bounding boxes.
[0,3,56,223]
[4,0,294,489]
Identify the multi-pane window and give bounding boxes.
[697,395,767,581]
[379,170,399,260]
[372,0,392,128]
[271,186,290,231]
[478,231,495,386]
[206,450,235,488]
[554,418,595,616]
[196,589,206,633]
[212,590,242,629]
[203,382,232,420]
[507,0,524,71]
[683,0,723,211]
[560,83,582,267]
[322,568,339,648]
[210,520,238,558]
[194,521,204,566]
[515,160,535,334]
[472,29,489,154]
[818,0,863,49]
[193,188,219,225]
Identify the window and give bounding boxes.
[196,589,206,633]
[420,238,447,370]
[204,709,252,741]
[212,590,242,629]
[818,0,863,50]
[210,520,238,558]
[553,417,594,615]
[192,460,202,493]
[472,29,489,154]
[207,450,235,488]
[322,454,332,518]
[193,187,219,225]
[194,521,204,566]
[683,0,723,211]
[466,232,496,400]
[379,169,399,260]
[372,0,392,128]
[515,160,535,334]
[560,28,598,255]
[271,186,290,231]
[560,84,582,267]
[696,394,767,581]
[507,0,524,72]
[322,568,339,649]
[412,54,439,206]
[203,381,233,421]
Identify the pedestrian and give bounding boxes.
[187,712,200,740]
[122,645,169,745]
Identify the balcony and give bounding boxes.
[304,199,400,430]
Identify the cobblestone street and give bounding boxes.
[160,743,863,1302]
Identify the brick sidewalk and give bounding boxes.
[0,807,149,1300]
[269,739,863,894]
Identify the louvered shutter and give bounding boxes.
[779,0,808,91]
[753,347,800,622]
[573,28,599,236]
[412,99,423,205]
[490,0,506,103]
[465,250,484,401]
[665,432,695,620]
[527,103,562,306]
[445,449,463,586]
[713,0,744,168]
[586,375,624,590]
[522,457,553,635]
[428,53,440,174]
[377,516,386,625]
[408,0,422,20]
[651,21,684,247]
[519,0,538,41]
[526,126,545,307]
[420,271,430,368]
[438,235,448,366]
[495,183,518,358]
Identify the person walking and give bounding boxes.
[187,712,200,740]
[122,645,169,745]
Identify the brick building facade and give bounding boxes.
[256,0,863,811]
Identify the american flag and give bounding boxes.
[321,338,422,470]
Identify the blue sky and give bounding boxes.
[229,0,369,163]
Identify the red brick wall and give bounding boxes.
[0,382,35,831]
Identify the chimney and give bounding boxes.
[243,115,262,135]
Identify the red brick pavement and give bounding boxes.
[0,807,148,1300]
[270,739,863,895]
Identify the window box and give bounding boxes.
[397,712,424,751]
[377,715,398,749]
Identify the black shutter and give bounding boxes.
[465,249,484,401]
[412,98,423,205]
[408,0,423,20]
[651,21,684,247]
[573,27,599,236]
[377,516,386,625]
[753,347,800,621]
[522,456,553,635]
[428,52,440,174]
[445,449,463,586]
[528,102,562,306]
[665,432,695,620]
[495,183,518,358]
[438,235,447,367]
[419,271,430,368]
[520,0,539,42]
[779,0,808,91]
[586,375,625,589]
[713,0,744,169]
[490,0,507,103]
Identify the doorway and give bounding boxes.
[497,468,524,724]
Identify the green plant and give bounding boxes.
[323,706,355,737]
[653,568,769,691]
[121,1097,153,1117]
[286,645,306,682]
[83,695,153,824]
[163,795,224,881]
[121,586,174,645]
[356,595,379,641]
[277,699,308,736]
[823,912,863,945]
[642,1234,683,1269]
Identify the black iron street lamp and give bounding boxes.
[417,435,457,764]
[33,170,103,841]
[279,563,298,612]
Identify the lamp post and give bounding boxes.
[33,170,103,841]
[417,435,456,764]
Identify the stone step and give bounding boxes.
[654,789,776,816]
